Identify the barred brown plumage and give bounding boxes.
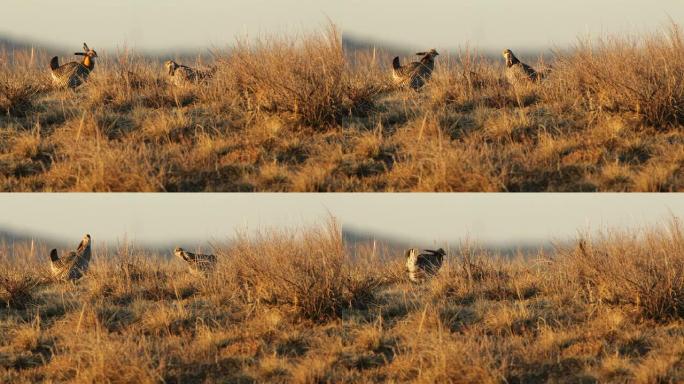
[174,247,217,275]
[392,49,439,90]
[164,60,215,87]
[502,49,542,86]
[405,248,445,283]
[50,43,98,89]
[49,234,92,281]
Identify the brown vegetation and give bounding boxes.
[2,219,684,382]
[1,25,684,191]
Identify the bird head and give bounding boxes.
[502,49,518,66]
[75,43,98,59]
[164,60,179,76]
[417,49,439,58]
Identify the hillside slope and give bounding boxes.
[1,220,684,382]
[1,26,683,191]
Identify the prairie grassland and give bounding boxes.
[1,219,684,383]
[1,25,684,191]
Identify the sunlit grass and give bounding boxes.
[1,24,683,191]
[1,218,684,382]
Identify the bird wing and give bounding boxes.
[519,62,538,79]
[75,240,91,270]
[76,239,86,253]
[417,251,443,269]
[396,62,422,77]
[56,251,78,270]
[52,62,81,77]
[405,249,419,271]
[195,253,216,264]
[179,250,195,262]
[177,66,197,80]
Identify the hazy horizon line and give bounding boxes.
[0,218,646,258]
[0,29,583,58]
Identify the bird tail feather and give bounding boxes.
[392,57,401,70]
[49,249,59,262]
[49,56,59,71]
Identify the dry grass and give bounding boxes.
[229,26,386,128]
[231,221,384,322]
[2,219,684,383]
[1,24,684,191]
[570,221,684,321]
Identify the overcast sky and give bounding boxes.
[2,1,682,53]
[1,194,683,249]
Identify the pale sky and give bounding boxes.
[1,1,682,53]
[1,194,683,248]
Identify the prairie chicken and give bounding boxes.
[405,248,445,283]
[50,43,98,89]
[164,60,214,87]
[174,247,217,275]
[392,49,440,90]
[49,234,92,281]
[502,49,542,86]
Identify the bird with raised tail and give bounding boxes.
[405,248,445,283]
[50,43,98,89]
[392,49,440,90]
[49,234,92,281]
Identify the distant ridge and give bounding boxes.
[342,227,552,258]
[0,227,67,262]
[0,225,550,261]
[0,33,546,62]
[342,35,413,56]
[0,33,62,52]
[0,227,182,257]
[0,227,63,246]
[0,36,37,51]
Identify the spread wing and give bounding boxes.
[417,250,443,272]
[76,239,86,253]
[52,251,78,270]
[405,249,419,270]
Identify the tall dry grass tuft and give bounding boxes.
[428,49,509,109]
[0,268,45,309]
[544,24,684,126]
[228,219,384,322]
[0,70,44,117]
[566,218,684,321]
[228,25,387,127]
